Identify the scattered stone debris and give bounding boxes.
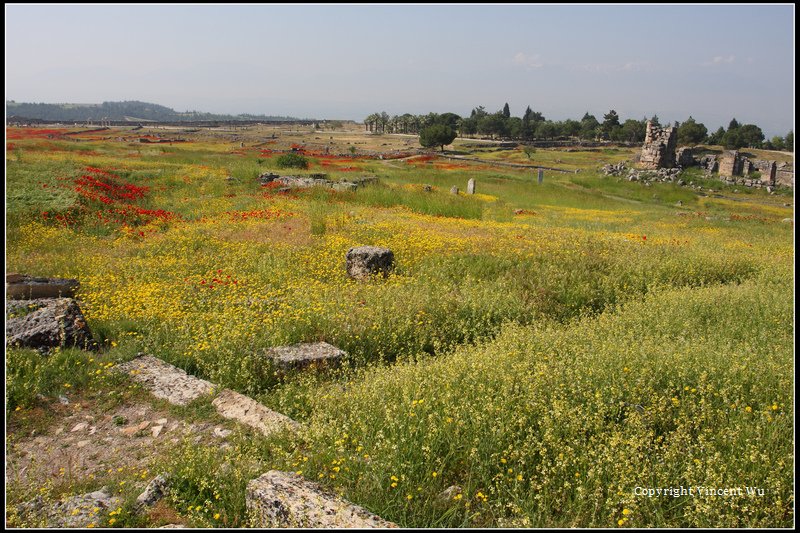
[6,274,79,300]
[17,488,121,528]
[346,246,395,280]
[266,342,346,371]
[116,355,215,406]
[423,184,433,192]
[6,298,95,351]
[247,471,397,528]
[450,186,459,195]
[212,389,300,437]
[601,162,628,176]
[259,173,377,191]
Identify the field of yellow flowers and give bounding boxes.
[5,126,794,527]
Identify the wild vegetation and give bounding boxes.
[5,123,794,528]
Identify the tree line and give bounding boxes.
[364,104,793,151]
[6,100,300,123]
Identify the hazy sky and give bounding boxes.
[5,4,795,136]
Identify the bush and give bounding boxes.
[274,153,309,169]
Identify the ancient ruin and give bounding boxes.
[247,471,397,528]
[346,246,395,280]
[266,342,346,371]
[638,121,677,169]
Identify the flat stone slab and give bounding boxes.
[6,273,79,300]
[247,471,397,528]
[266,342,346,371]
[6,298,94,350]
[116,355,214,406]
[212,389,300,437]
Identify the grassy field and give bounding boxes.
[5,125,794,527]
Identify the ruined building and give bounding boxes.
[638,121,677,169]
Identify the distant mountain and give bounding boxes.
[5,100,304,122]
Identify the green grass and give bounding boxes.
[5,127,794,528]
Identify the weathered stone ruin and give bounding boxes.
[639,121,677,169]
[259,173,377,192]
[247,471,397,528]
[752,160,777,185]
[6,298,94,350]
[718,150,741,178]
[467,178,476,194]
[676,147,694,167]
[266,342,346,371]
[346,246,395,280]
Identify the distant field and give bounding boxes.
[5,125,794,528]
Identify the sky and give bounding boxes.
[5,4,795,136]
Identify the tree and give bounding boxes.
[649,114,660,127]
[560,119,581,138]
[502,102,511,119]
[728,118,740,130]
[601,110,620,139]
[478,112,507,139]
[580,112,599,140]
[784,130,793,151]
[707,126,726,146]
[620,119,647,143]
[736,124,764,148]
[677,116,708,145]
[522,146,536,161]
[437,112,462,130]
[460,116,478,136]
[419,124,457,152]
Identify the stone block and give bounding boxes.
[266,342,346,371]
[346,246,394,280]
[246,471,397,528]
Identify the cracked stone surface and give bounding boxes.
[266,342,346,371]
[16,488,121,528]
[247,471,397,528]
[345,246,394,280]
[6,298,94,350]
[212,389,300,437]
[116,355,215,406]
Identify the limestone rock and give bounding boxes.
[115,355,215,406]
[212,389,300,437]
[346,246,394,280]
[247,471,397,528]
[135,474,170,513]
[6,298,94,350]
[266,342,346,371]
[17,488,121,528]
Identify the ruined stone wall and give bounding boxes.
[639,121,677,169]
[718,151,739,178]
